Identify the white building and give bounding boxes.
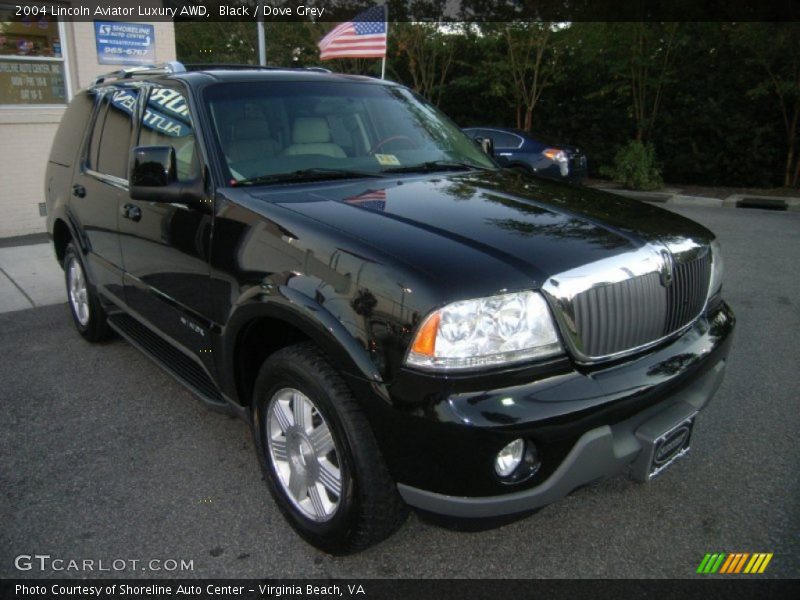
[0,1,176,237]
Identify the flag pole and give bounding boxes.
[381,5,388,79]
[256,1,266,66]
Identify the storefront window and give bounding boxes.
[0,3,68,105]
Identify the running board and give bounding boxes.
[108,312,228,408]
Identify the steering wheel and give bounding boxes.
[368,135,416,154]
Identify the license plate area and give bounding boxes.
[631,411,697,482]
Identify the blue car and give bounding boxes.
[464,127,588,184]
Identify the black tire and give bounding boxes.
[251,342,407,554]
[63,243,112,342]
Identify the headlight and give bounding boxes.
[707,239,724,300]
[405,291,563,371]
[543,148,569,177]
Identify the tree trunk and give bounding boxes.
[788,103,800,187]
[524,106,533,132]
[786,143,797,187]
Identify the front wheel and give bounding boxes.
[251,342,407,554]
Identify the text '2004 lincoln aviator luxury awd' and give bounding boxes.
[45,63,734,553]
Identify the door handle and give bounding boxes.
[121,203,142,222]
[72,184,86,198]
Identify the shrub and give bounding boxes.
[601,140,663,190]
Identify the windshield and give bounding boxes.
[202,80,496,184]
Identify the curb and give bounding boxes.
[593,186,800,212]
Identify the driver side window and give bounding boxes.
[138,85,199,182]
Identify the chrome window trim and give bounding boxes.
[465,127,525,150]
[85,169,129,191]
[480,128,525,150]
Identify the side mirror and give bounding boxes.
[129,146,201,203]
[478,137,494,157]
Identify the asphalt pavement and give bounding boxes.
[0,205,798,578]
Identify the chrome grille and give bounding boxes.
[665,252,711,333]
[550,249,711,361]
[573,272,666,357]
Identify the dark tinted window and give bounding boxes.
[48,92,95,167]
[487,131,523,149]
[87,95,108,170]
[464,128,487,140]
[138,85,198,182]
[95,88,139,179]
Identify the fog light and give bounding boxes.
[495,439,525,477]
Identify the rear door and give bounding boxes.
[488,129,525,161]
[117,81,215,356]
[69,87,139,301]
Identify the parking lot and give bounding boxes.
[1,205,798,579]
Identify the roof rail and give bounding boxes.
[183,63,284,71]
[94,61,186,85]
[183,63,332,74]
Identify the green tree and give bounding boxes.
[732,22,800,187]
[600,22,681,142]
[393,22,456,104]
[175,21,257,64]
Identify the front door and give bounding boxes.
[117,83,214,358]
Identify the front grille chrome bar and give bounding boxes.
[542,241,711,363]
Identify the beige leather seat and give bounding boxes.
[283,117,346,158]
[227,119,280,163]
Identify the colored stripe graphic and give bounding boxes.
[720,553,749,573]
[696,554,713,573]
[698,553,773,574]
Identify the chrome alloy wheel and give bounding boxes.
[67,257,90,326]
[266,388,343,522]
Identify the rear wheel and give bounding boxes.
[251,342,407,554]
[63,243,111,342]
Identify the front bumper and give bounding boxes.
[345,301,734,515]
[396,357,724,518]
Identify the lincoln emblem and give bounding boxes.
[659,249,675,287]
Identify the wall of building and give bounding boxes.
[0,2,176,238]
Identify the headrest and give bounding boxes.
[233,119,269,140]
[292,117,331,144]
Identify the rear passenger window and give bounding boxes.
[87,88,139,180]
[138,85,199,182]
[87,96,108,171]
[490,131,523,149]
[49,92,96,167]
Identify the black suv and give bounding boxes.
[46,63,734,553]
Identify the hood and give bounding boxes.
[241,170,712,300]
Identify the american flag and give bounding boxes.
[318,5,388,60]
[344,188,387,212]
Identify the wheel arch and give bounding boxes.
[52,218,72,264]
[224,289,383,408]
[508,160,534,173]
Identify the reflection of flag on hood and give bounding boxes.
[344,188,387,212]
[318,5,387,60]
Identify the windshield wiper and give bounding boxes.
[234,168,385,186]
[381,160,491,174]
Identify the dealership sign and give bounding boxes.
[94,21,155,66]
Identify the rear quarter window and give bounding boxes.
[489,131,524,149]
[48,92,95,167]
